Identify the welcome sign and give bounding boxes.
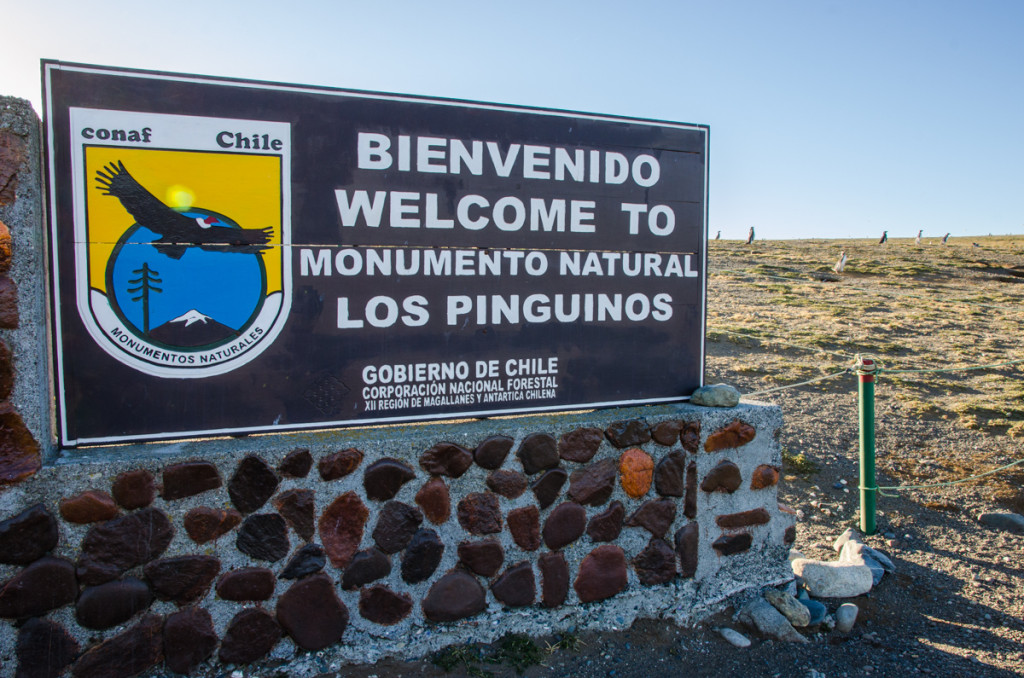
[43,62,709,445]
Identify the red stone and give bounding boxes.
[0,402,40,485]
[716,508,771,529]
[516,433,559,474]
[71,614,163,678]
[228,455,279,514]
[486,469,528,498]
[183,506,242,544]
[491,561,535,607]
[457,539,504,577]
[474,435,513,469]
[318,448,364,480]
[633,538,676,585]
[372,501,423,553]
[320,492,368,568]
[341,548,391,590]
[507,505,541,551]
[567,459,616,506]
[0,503,58,565]
[164,607,217,675]
[0,276,18,328]
[558,427,604,463]
[530,467,568,509]
[236,513,289,562]
[654,451,687,497]
[651,420,683,445]
[586,501,624,542]
[750,464,781,490]
[680,420,701,453]
[542,502,587,550]
[700,460,742,494]
[574,545,628,603]
[77,508,174,585]
[278,447,313,478]
[539,551,569,608]
[619,448,654,498]
[420,442,474,478]
[16,618,79,678]
[359,585,413,625]
[457,492,502,534]
[363,458,416,501]
[684,461,698,518]
[415,477,451,524]
[604,419,651,448]
[0,556,76,619]
[218,607,281,665]
[713,532,753,556]
[401,529,444,583]
[422,571,486,622]
[216,567,276,601]
[144,555,220,604]
[273,488,315,541]
[161,461,222,500]
[276,573,349,651]
[0,132,27,205]
[704,420,756,452]
[626,498,677,538]
[0,340,12,400]
[675,523,699,577]
[75,577,152,629]
[111,469,156,510]
[59,490,119,524]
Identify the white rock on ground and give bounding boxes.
[690,383,741,407]
[719,627,751,648]
[791,541,874,598]
[978,512,1024,534]
[835,603,858,633]
[764,588,811,627]
[738,598,808,643]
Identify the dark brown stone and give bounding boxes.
[16,618,79,678]
[0,402,40,485]
[784,524,797,545]
[216,567,276,601]
[574,545,628,603]
[320,492,368,568]
[71,614,163,678]
[457,492,502,534]
[531,467,568,509]
[619,448,654,498]
[76,577,152,629]
[280,543,326,579]
[77,508,174,585]
[457,539,504,577]
[684,461,698,519]
[0,340,10,400]
[0,130,27,206]
[651,420,683,446]
[491,561,535,607]
[0,276,18,329]
[373,501,424,553]
[0,503,57,565]
[558,427,604,463]
[420,442,474,478]
[218,607,281,665]
[401,529,444,583]
[273,488,316,541]
[704,420,756,452]
[516,433,559,474]
[363,458,416,501]
[675,523,699,578]
[422,571,486,622]
[183,506,242,544]
[163,607,217,675]
[340,547,391,590]
[486,469,528,498]
[750,464,781,490]
[654,451,687,497]
[713,532,753,556]
[359,585,413,625]
[318,447,364,481]
[228,455,279,514]
[144,555,220,604]
[59,490,119,524]
[161,461,221,500]
[716,508,771,529]
[474,435,513,469]
[680,421,701,453]
[567,459,616,506]
[539,551,569,608]
[507,505,541,551]
[111,469,155,510]
[415,477,451,524]
[626,498,677,538]
[237,513,290,562]
[586,501,625,542]
[276,573,349,651]
[279,447,313,478]
[605,418,651,448]
[700,460,742,494]
[633,538,676,585]
[542,502,587,550]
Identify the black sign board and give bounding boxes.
[43,62,709,445]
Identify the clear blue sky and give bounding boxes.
[4,0,1022,240]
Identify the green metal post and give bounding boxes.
[856,355,877,535]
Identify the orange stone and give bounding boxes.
[703,420,756,452]
[0,402,40,485]
[618,448,654,499]
[750,464,780,490]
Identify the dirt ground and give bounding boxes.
[264,236,1024,678]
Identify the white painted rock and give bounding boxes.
[690,383,741,407]
[835,602,858,633]
[791,557,873,598]
[739,598,808,643]
[719,627,751,648]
